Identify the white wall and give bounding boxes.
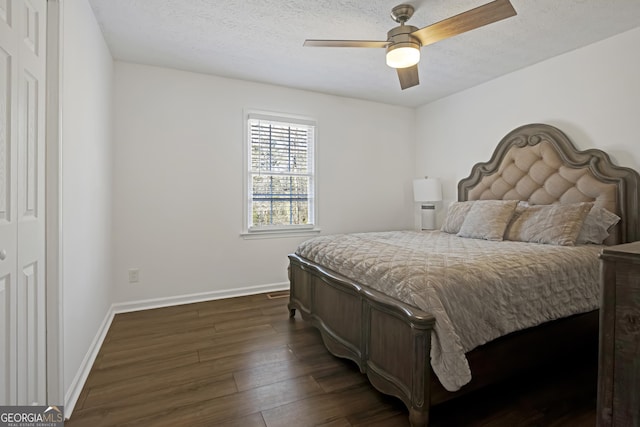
[61,0,113,401]
[416,27,640,212]
[112,62,415,303]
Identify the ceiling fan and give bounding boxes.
[304,0,517,90]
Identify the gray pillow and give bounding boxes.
[505,202,593,246]
[457,200,518,241]
[440,201,475,234]
[576,205,620,244]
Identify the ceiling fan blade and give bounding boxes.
[397,65,419,90]
[411,0,516,47]
[304,39,389,48]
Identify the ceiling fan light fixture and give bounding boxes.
[386,42,420,69]
[304,1,517,88]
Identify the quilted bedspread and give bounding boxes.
[295,230,602,391]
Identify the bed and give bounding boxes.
[287,123,640,426]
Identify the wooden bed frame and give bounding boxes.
[288,124,640,426]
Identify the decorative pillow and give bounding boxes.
[441,201,475,234]
[456,200,518,241]
[505,202,593,246]
[576,205,620,244]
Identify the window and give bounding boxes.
[244,112,317,235]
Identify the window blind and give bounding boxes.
[248,116,315,230]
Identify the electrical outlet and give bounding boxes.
[128,268,140,283]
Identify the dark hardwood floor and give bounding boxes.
[66,292,597,426]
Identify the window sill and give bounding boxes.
[240,228,322,240]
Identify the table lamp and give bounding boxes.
[413,177,442,230]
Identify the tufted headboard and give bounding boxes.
[458,123,640,245]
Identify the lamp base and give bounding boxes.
[421,204,436,230]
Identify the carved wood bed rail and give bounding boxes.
[288,254,435,425]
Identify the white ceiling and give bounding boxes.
[88,0,640,108]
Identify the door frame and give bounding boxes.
[45,0,63,405]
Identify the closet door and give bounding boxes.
[0,0,46,405]
[0,0,20,405]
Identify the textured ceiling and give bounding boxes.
[88,0,640,108]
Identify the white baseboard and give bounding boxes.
[63,281,289,418]
[64,306,115,417]
[111,281,290,314]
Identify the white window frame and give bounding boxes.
[241,110,320,239]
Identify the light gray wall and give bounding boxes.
[112,62,416,303]
[61,0,114,401]
[415,27,640,222]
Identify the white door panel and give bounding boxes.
[0,0,18,406]
[0,274,13,404]
[0,0,45,405]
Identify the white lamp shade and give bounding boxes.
[413,178,442,202]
